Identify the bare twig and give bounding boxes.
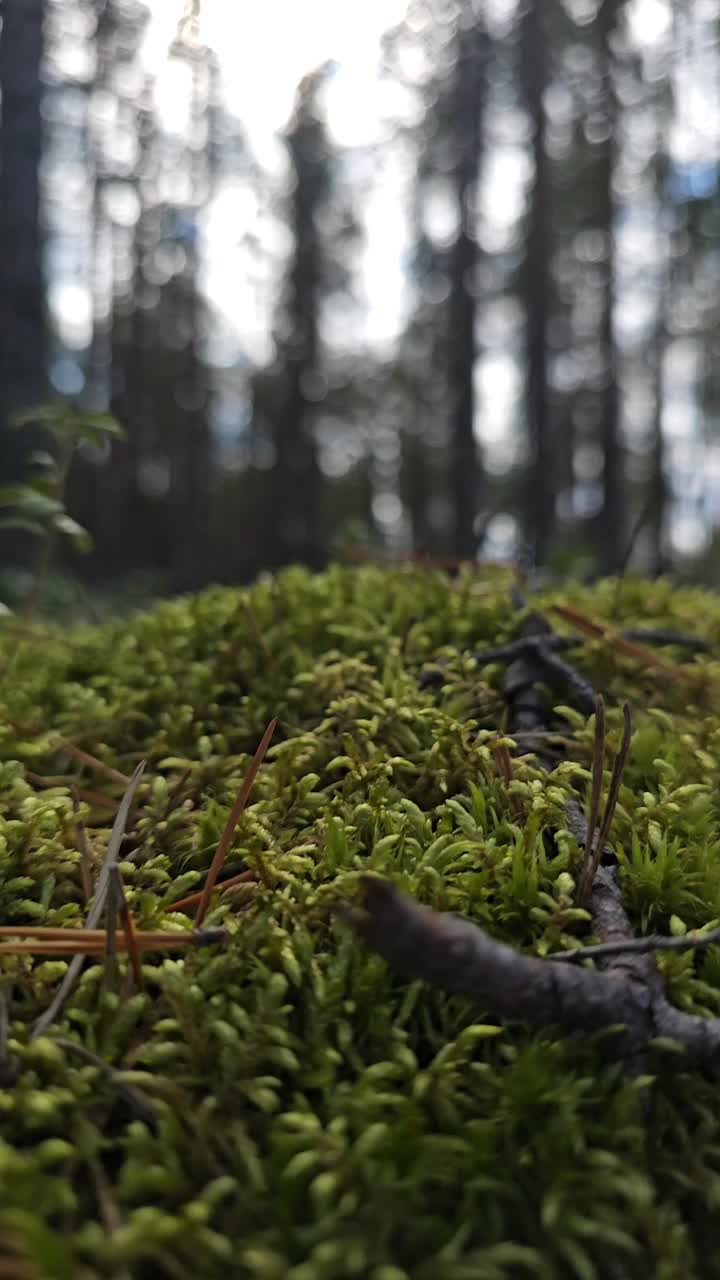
[550,926,720,964]
[577,704,632,906]
[26,772,118,810]
[110,866,143,990]
[194,719,277,928]
[552,603,700,683]
[31,762,145,1038]
[585,694,606,872]
[0,927,227,955]
[347,876,720,1068]
[59,742,129,786]
[492,744,513,784]
[533,643,597,714]
[474,634,581,665]
[104,866,120,991]
[622,627,711,654]
[167,867,255,914]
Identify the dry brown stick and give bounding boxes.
[167,867,255,914]
[59,742,130,786]
[104,867,120,991]
[0,925,227,943]
[585,694,605,871]
[551,603,700,682]
[550,927,720,964]
[31,762,145,1039]
[110,866,143,989]
[577,703,632,906]
[26,772,118,810]
[193,719,277,928]
[0,930,227,956]
[347,875,720,1067]
[492,744,513,784]
[623,627,711,653]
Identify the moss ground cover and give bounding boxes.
[1,565,720,1278]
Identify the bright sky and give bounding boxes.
[141,0,414,354]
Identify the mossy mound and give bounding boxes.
[1,565,720,1279]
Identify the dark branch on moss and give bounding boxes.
[348,875,720,1068]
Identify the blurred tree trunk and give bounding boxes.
[447,16,486,560]
[268,71,328,571]
[648,140,672,576]
[0,0,47,562]
[594,0,624,574]
[521,0,553,568]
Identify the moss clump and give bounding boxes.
[1,565,720,1278]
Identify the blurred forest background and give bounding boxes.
[1,0,719,611]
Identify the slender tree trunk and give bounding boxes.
[594,0,623,574]
[0,0,47,565]
[447,18,485,560]
[269,77,327,571]
[522,0,553,568]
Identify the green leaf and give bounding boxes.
[52,514,93,553]
[0,485,29,506]
[27,450,57,470]
[9,402,125,445]
[0,487,62,519]
[0,516,46,536]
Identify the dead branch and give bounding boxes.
[551,927,720,964]
[348,875,720,1069]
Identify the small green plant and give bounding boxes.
[0,402,124,617]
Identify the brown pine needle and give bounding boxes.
[577,702,632,905]
[193,718,277,928]
[59,742,130,785]
[167,867,256,914]
[586,694,606,866]
[26,772,119,810]
[492,744,513,784]
[104,868,120,990]
[0,929,226,956]
[111,866,143,989]
[551,603,698,682]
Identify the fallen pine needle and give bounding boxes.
[551,603,701,681]
[168,867,256,913]
[0,928,227,956]
[59,742,130,786]
[111,865,143,988]
[193,719,277,928]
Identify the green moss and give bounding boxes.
[1,565,720,1277]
